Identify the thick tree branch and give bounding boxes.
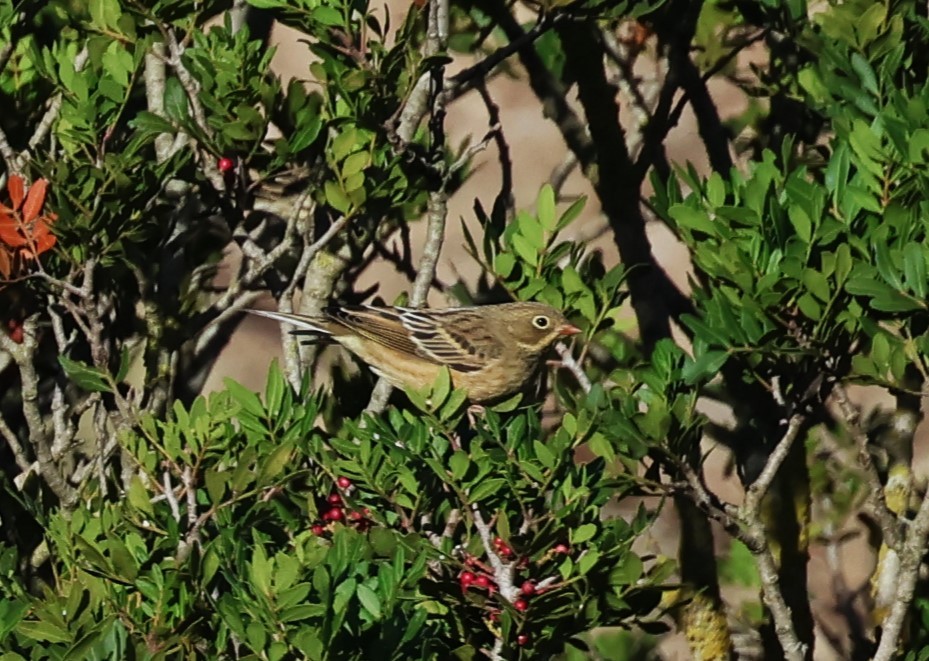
[557,20,692,351]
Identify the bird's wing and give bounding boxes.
[324,305,431,357]
[330,306,493,372]
[396,307,502,372]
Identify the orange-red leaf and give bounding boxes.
[30,221,56,256]
[22,179,48,223]
[0,215,26,248]
[7,174,24,211]
[0,246,10,279]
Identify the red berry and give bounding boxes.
[520,580,536,596]
[497,544,512,557]
[337,476,352,489]
[494,536,505,547]
[459,571,476,587]
[326,506,344,521]
[348,510,364,521]
[7,320,23,344]
[514,598,528,612]
[217,156,234,173]
[327,493,342,505]
[517,634,530,646]
[474,575,491,589]
[311,524,325,536]
[553,543,570,554]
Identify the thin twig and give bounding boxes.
[368,0,451,413]
[0,413,31,472]
[832,384,902,549]
[144,41,182,163]
[549,152,578,199]
[675,412,810,658]
[163,28,224,191]
[873,489,929,660]
[446,13,560,99]
[22,48,89,169]
[554,342,591,393]
[0,316,75,507]
[749,522,808,661]
[471,505,517,600]
[742,414,805,515]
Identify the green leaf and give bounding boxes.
[290,117,323,152]
[15,620,70,644]
[342,151,369,178]
[682,351,728,384]
[163,76,188,123]
[537,184,556,232]
[246,0,288,7]
[850,52,879,96]
[570,523,597,545]
[249,542,272,597]
[871,332,890,366]
[127,475,153,515]
[258,442,294,484]
[669,205,715,234]
[129,111,175,135]
[430,367,451,409]
[705,172,726,207]
[555,196,587,232]
[873,242,903,290]
[846,273,895,298]
[561,266,587,295]
[787,205,811,243]
[609,553,643,586]
[533,441,555,469]
[834,243,852,285]
[115,347,131,383]
[88,0,121,30]
[224,378,265,418]
[802,269,831,303]
[324,180,350,213]
[356,583,382,619]
[59,356,112,393]
[490,393,522,413]
[101,41,133,88]
[494,252,516,278]
[903,244,927,299]
[449,451,470,480]
[312,5,343,26]
[204,468,227,503]
[796,293,821,321]
[511,234,539,267]
[587,432,615,463]
[468,479,505,502]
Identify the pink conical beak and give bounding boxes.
[558,324,582,337]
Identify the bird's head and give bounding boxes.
[505,302,581,352]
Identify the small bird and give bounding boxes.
[248,302,581,403]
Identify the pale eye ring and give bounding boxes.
[532,315,551,330]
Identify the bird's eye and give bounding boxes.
[532,315,550,330]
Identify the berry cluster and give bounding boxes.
[457,541,572,650]
[310,477,370,535]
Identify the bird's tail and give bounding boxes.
[245,309,332,336]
